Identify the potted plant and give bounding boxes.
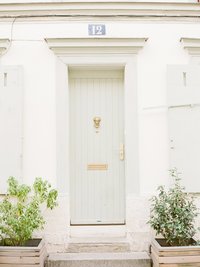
[148,168,200,267]
[0,177,58,267]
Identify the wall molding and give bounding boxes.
[0,39,10,56]
[181,37,200,55]
[45,37,148,56]
[0,2,199,21]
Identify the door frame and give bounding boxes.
[45,37,147,233]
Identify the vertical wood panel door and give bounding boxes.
[69,69,125,225]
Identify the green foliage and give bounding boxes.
[148,169,199,246]
[0,177,58,246]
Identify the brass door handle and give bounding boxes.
[120,143,125,161]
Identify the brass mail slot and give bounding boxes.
[87,164,108,171]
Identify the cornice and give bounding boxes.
[0,39,10,56]
[45,37,148,55]
[0,2,200,20]
[181,37,200,55]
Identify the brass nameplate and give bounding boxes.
[87,164,108,171]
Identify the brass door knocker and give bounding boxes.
[93,117,101,132]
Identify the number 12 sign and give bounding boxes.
[88,24,106,36]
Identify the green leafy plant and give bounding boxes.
[148,168,199,246]
[0,177,58,246]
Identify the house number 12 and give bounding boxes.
[88,24,106,36]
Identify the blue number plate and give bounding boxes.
[88,24,106,36]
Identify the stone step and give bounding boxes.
[46,252,151,267]
[66,239,130,253]
[66,242,130,253]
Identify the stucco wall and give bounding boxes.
[0,19,199,251]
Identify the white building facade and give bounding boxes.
[1,0,200,252]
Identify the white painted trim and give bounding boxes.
[0,39,10,56]
[181,38,200,55]
[50,36,145,229]
[0,2,199,20]
[45,38,148,56]
[50,38,146,197]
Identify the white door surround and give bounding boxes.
[45,37,147,232]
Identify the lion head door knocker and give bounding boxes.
[93,117,101,133]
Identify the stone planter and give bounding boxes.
[0,238,47,267]
[151,238,200,267]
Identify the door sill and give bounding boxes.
[70,223,125,226]
[69,225,126,238]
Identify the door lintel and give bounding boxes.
[45,37,148,56]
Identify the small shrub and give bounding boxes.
[148,169,199,246]
[0,177,58,246]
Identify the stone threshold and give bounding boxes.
[66,236,131,253]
